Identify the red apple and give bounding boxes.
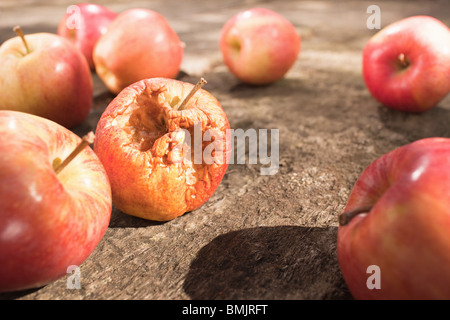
[57,3,118,69]
[337,137,450,299]
[219,8,301,85]
[94,77,230,221]
[0,27,93,128]
[93,8,184,94]
[362,15,450,112]
[0,110,112,293]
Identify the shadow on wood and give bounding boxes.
[377,104,450,142]
[183,225,352,300]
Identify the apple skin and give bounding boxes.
[57,3,118,69]
[0,110,112,293]
[337,137,450,299]
[94,78,230,221]
[362,16,450,112]
[219,7,301,85]
[0,32,93,129]
[93,8,184,94]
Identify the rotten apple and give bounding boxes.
[219,8,301,85]
[0,27,93,128]
[57,3,118,69]
[94,77,230,221]
[338,137,450,299]
[0,110,112,293]
[362,15,450,112]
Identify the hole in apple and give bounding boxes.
[128,95,168,152]
[127,78,207,154]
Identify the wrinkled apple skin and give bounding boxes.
[93,8,184,94]
[338,138,450,299]
[94,78,230,221]
[363,16,450,112]
[0,110,112,293]
[220,8,301,85]
[57,3,118,69]
[0,33,93,128]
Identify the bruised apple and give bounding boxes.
[94,78,230,221]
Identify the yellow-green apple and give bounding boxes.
[57,3,118,69]
[0,110,112,293]
[93,8,184,94]
[337,137,450,299]
[219,8,301,85]
[362,16,450,112]
[0,27,93,128]
[94,77,230,221]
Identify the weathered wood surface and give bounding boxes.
[0,0,449,300]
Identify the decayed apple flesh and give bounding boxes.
[94,78,230,221]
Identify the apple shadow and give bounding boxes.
[183,225,352,300]
[108,205,167,229]
[0,286,42,300]
[229,81,273,93]
[199,69,309,99]
[377,103,450,141]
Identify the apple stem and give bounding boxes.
[176,78,207,111]
[13,26,30,55]
[398,53,409,68]
[53,131,95,175]
[338,206,372,226]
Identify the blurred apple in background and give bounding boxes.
[94,77,230,221]
[0,27,93,128]
[57,3,118,69]
[0,110,112,293]
[220,8,301,85]
[93,8,184,94]
[362,15,450,113]
[338,137,450,299]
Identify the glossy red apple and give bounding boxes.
[362,15,450,112]
[219,8,301,85]
[57,3,118,69]
[0,110,112,293]
[338,137,450,299]
[93,8,184,94]
[0,27,93,128]
[94,77,230,221]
